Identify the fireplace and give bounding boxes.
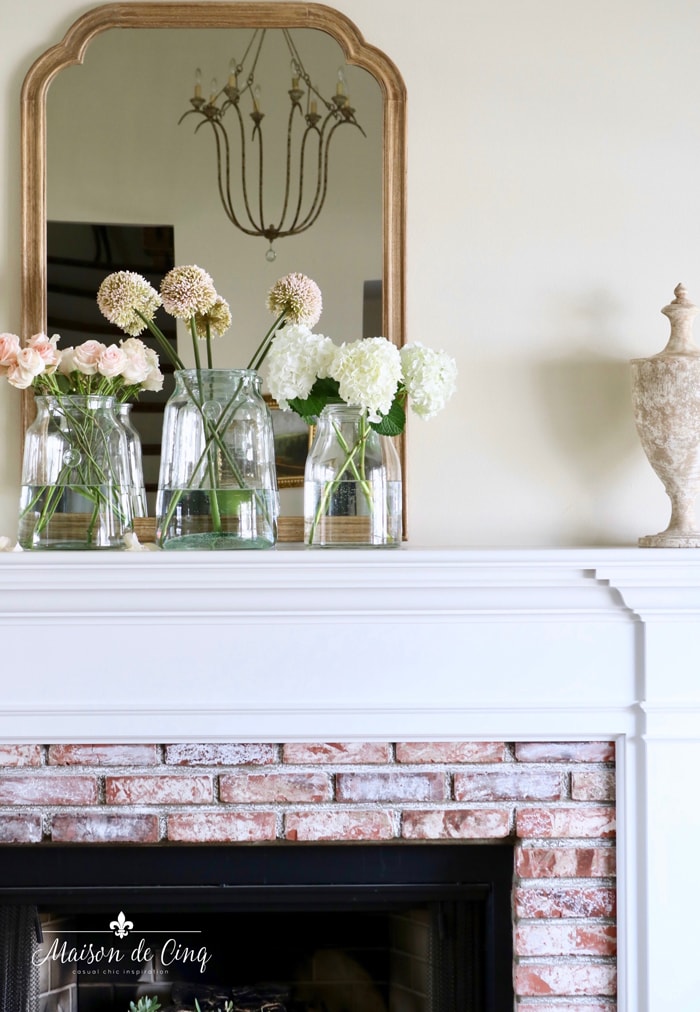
[1,548,699,1011]
[0,739,616,1011]
[1,844,514,1011]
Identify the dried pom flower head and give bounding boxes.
[267,273,322,328]
[160,265,217,319]
[97,272,161,337]
[194,296,232,340]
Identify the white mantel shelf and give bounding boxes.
[1,545,700,1010]
[1,545,699,741]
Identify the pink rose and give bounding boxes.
[58,347,76,375]
[28,333,61,373]
[6,347,45,389]
[121,346,150,385]
[98,344,127,378]
[72,340,106,375]
[141,365,164,392]
[0,333,21,374]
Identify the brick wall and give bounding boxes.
[0,740,617,1010]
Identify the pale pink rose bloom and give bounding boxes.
[0,333,21,374]
[58,347,76,375]
[28,333,61,373]
[72,340,107,375]
[121,347,150,385]
[98,344,128,378]
[141,365,164,392]
[7,347,45,389]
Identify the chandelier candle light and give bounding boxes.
[97,267,322,549]
[180,28,365,260]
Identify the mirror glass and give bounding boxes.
[22,3,405,534]
[46,27,383,363]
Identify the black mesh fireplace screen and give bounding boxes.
[0,905,40,1011]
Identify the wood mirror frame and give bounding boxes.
[19,2,406,540]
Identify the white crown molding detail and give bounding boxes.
[2,545,700,1011]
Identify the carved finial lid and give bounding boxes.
[661,282,700,354]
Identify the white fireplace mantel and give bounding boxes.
[1,545,700,1012]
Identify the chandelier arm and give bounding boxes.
[232,103,264,233]
[293,116,341,232]
[275,102,304,238]
[253,117,266,235]
[287,125,321,233]
[205,116,264,237]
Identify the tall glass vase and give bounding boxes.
[17,394,133,550]
[115,402,147,519]
[156,369,278,550]
[304,404,402,547]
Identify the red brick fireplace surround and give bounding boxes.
[0,739,617,1010]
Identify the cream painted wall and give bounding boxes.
[1,0,699,546]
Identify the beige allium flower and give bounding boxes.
[97,272,161,337]
[194,296,232,340]
[160,265,217,320]
[267,273,322,328]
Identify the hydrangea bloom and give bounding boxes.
[267,273,322,328]
[160,265,217,319]
[194,296,232,340]
[265,324,337,409]
[330,337,402,422]
[97,272,161,337]
[400,342,458,419]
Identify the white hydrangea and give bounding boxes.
[330,337,402,422]
[265,324,337,409]
[400,342,457,419]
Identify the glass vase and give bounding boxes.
[115,402,148,519]
[156,369,278,550]
[304,404,402,547]
[17,394,133,550]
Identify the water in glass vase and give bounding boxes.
[304,478,402,547]
[303,404,402,548]
[156,488,278,550]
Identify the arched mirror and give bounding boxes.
[20,2,406,538]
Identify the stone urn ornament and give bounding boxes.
[631,283,700,546]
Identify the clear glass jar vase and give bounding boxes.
[17,394,133,550]
[304,404,402,547]
[156,369,279,550]
[115,402,147,519]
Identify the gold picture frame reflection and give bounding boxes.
[265,396,313,489]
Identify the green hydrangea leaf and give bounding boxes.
[370,397,406,437]
[288,377,342,423]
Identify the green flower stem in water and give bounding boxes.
[307,414,374,545]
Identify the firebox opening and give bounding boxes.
[0,844,514,1012]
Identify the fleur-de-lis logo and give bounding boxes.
[109,911,134,938]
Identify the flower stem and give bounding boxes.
[247,312,286,371]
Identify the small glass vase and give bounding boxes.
[304,403,402,547]
[115,402,147,519]
[156,368,279,550]
[17,394,133,550]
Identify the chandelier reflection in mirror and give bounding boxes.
[180,28,365,261]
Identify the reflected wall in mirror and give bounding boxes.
[21,2,406,535]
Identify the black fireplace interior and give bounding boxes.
[0,844,514,1012]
